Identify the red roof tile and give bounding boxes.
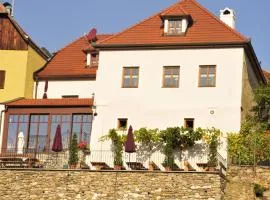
[36,34,112,79]
[263,70,270,82]
[5,98,93,107]
[161,2,188,17]
[0,4,5,12]
[98,0,247,47]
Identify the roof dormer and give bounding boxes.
[163,17,189,35]
[160,3,191,36]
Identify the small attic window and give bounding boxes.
[223,10,231,15]
[164,18,188,35]
[168,19,182,34]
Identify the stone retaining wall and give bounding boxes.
[224,166,270,200]
[0,169,223,200]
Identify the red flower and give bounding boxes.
[78,141,88,150]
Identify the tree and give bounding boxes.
[228,85,270,166]
[69,134,79,165]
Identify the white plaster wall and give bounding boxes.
[36,80,96,99]
[91,48,244,151]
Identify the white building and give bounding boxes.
[91,1,265,151]
[0,0,266,169]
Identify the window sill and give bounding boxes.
[121,87,139,89]
[198,86,216,88]
[162,87,179,88]
[163,33,186,37]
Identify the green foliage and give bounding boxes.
[134,128,160,161]
[228,131,270,165]
[253,86,270,129]
[100,129,126,166]
[69,134,79,165]
[202,128,221,167]
[159,127,203,167]
[254,183,267,197]
[228,85,270,166]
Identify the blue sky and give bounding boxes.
[8,0,270,69]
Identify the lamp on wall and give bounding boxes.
[91,93,97,116]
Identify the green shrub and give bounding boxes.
[254,183,266,197]
[100,129,126,166]
[69,134,79,165]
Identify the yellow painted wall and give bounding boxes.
[0,50,28,102]
[24,46,46,98]
[0,47,46,103]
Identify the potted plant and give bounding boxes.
[148,161,155,171]
[100,129,126,170]
[69,134,79,169]
[160,127,181,171]
[78,141,91,154]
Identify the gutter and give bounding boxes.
[94,41,248,50]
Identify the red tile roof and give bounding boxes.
[160,2,188,17]
[0,4,5,12]
[5,98,93,107]
[98,0,247,47]
[35,34,112,80]
[263,70,270,82]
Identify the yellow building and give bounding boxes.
[0,4,49,149]
[0,4,49,103]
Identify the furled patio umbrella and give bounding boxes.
[125,125,136,168]
[52,125,63,152]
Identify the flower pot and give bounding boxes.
[148,163,154,171]
[165,166,172,172]
[69,164,77,169]
[83,150,91,155]
[208,166,216,172]
[114,165,122,170]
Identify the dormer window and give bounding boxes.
[168,19,182,34]
[164,18,189,35]
[86,52,99,68]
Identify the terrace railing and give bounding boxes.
[0,148,224,172]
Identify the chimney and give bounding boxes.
[220,8,236,29]
[3,2,12,15]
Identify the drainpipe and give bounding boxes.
[0,105,8,152]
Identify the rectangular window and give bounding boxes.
[122,67,139,88]
[6,113,93,153]
[168,20,182,34]
[118,118,128,130]
[91,54,99,67]
[163,66,180,88]
[51,115,72,150]
[72,114,93,144]
[0,70,6,89]
[7,115,29,152]
[184,118,194,129]
[28,115,49,152]
[199,66,216,87]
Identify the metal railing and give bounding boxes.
[0,148,224,172]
